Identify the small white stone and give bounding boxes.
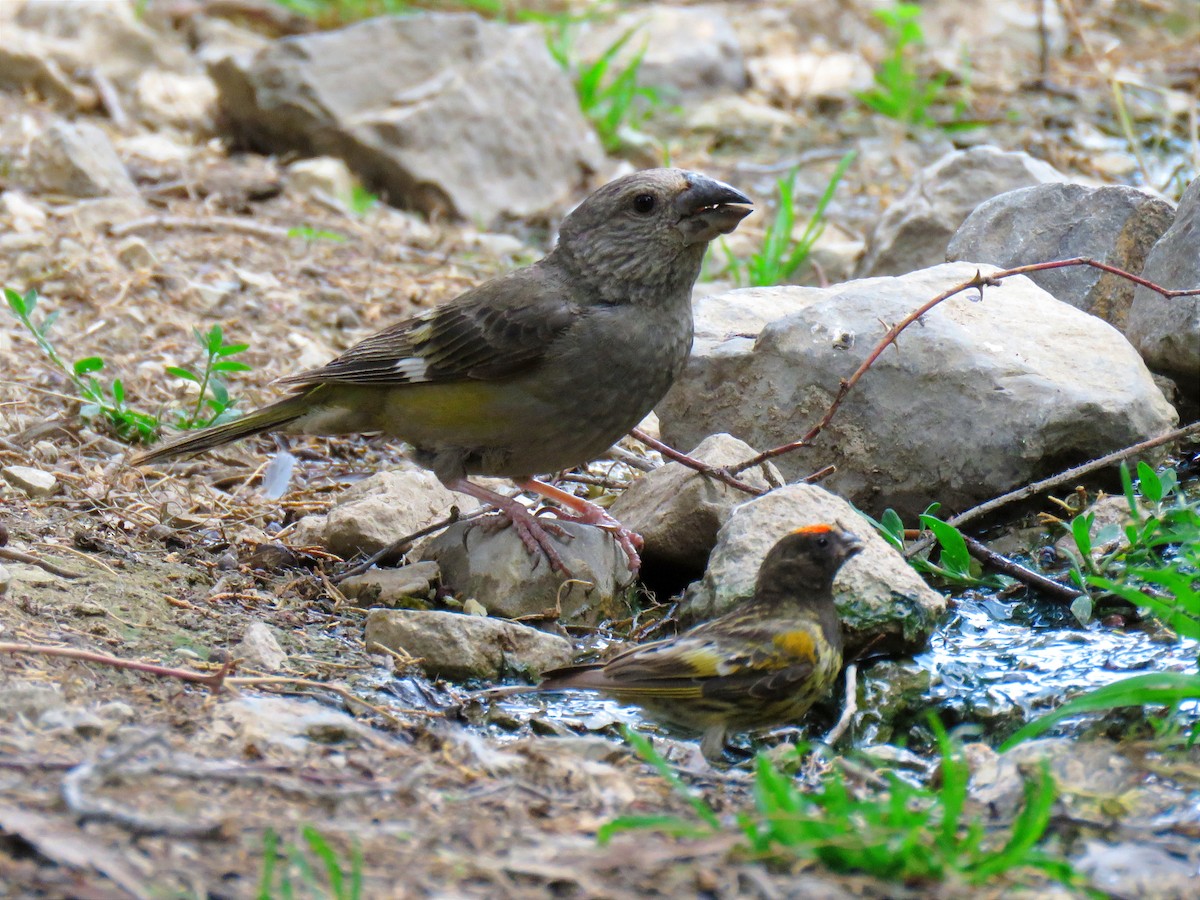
[2,465,59,498]
[288,157,355,204]
[31,441,59,463]
[115,236,157,269]
[233,622,288,672]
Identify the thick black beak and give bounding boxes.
[675,173,753,245]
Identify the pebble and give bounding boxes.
[1,465,59,498]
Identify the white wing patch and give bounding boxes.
[392,356,429,381]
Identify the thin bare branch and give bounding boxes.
[628,428,764,496]
[0,642,236,689]
[961,536,1084,605]
[907,420,1200,556]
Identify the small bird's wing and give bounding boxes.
[543,618,817,702]
[277,266,579,388]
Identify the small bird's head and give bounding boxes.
[554,168,752,301]
[755,524,864,605]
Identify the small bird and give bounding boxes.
[499,524,863,761]
[133,169,752,573]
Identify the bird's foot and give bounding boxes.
[445,478,574,575]
[517,479,643,575]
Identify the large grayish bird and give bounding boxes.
[134,168,753,572]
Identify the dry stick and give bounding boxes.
[962,536,1083,605]
[907,420,1200,559]
[333,508,477,582]
[822,663,858,747]
[0,642,237,688]
[0,546,85,579]
[628,427,764,497]
[108,215,291,240]
[730,259,1200,475]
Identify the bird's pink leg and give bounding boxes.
[516,479,643,575]
[444,478,572,575]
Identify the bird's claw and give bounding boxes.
[477,506,574,576]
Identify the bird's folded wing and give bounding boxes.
[277,267,580,387]
[601,628,817,700]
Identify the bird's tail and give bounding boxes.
[131,393,309,465]
[476,663,606,701]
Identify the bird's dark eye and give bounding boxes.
[632,193,656,214]
[817,537,829,548]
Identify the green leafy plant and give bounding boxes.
[547,23,664,153]
[862,504,1008,589]
[4,286,159,442]
[1002,671,1200,749]
[347,184,379,217]
[856,2,976,131]
[288,225,347,244]
[1064,462,1199,622]
[718,152,856,288]
[270,0,412,25]
[166,325,253,430]
[259,826,363,900]
[603,720,1082,889]
[1007,462,1199,747]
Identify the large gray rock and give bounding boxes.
[209,13,607,223]
[15,0,192,86]
[680,484,945,657]
[364,608,573,681]
[948,183,1175,328]
[1125,178,1200,385]
[577,5,746,100]
[858,147,1067,277]
[28,120,139,199]
[608,433,780,572]
[0,28,87,110]
[421,519,632,624]
[288,466,478,558]
[658,263,1178,520]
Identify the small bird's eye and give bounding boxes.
[632,193,656,214]
[817,537,829,548]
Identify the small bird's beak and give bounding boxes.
[840,529,865,560]
[675,173,753,245]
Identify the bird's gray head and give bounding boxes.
[755,524,864,606]
[553,168,752,302]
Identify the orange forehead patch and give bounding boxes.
[790,524,834,536]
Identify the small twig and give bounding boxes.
[0,546,85,579]
[628,428,764,496]
[731,260,1200,474]
[833,755,890,790]
[89,68,129,130]
[555,472,629,491]
[907,420,1200,557]
[0,642,237,689]
[822,663,858,747]
[606,444,658,472]
[36,542,119,577]
[962,536,1083,605]
[800,464,836,485]
[108,215,291,240]
[333,508,477,582]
